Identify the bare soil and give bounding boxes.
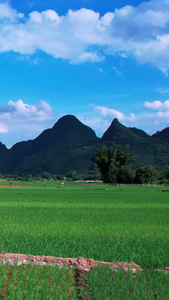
[0,252,142,273]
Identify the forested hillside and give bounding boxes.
[0,115,168,176]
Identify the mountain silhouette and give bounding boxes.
[7,115,100,175]
[0,115,169,175]
[152,127,169,142]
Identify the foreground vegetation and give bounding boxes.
[0,181,168,269]
[0,181,169,298]
[0,263,76,299]
[0,263,169,299]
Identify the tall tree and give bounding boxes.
[134,165,159,184]
[92,145,134,183]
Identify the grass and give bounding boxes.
[0,182,168,269]
[0,181,169,298]
[0,262,77,299]
[1,263,169,299]
[85,265,169,300]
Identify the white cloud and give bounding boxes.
[0,1,169,71]
[78,52,104,62]
[157,111,169,118]
[42,10,59,21]
[0,122,8,133]
[0,2,17,19]
[78,106,137,139]
[94,105,137,122]
[95,105,124,119]
[0,99,54,147]
[112,66,123,76]
[141,99,169,131]
[29,11,43,23]
[144,100,169,110]
[4,99,53,121]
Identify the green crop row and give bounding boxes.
[0,262,76,300]
[86,265,169,299]
[0,184,169,269]
[0,263,169,299]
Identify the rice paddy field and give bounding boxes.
[0,181,169,299]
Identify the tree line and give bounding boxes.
[1,144,169,184]
[92,144,169,184]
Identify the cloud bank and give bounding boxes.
[0,1,169,72]
[93,105,137,122]
[0,99,54,147]
[82,99,169,137]
[0,99,53,123]
[0,98,169,147]
[144,100,169,110]
[144,99,169,122]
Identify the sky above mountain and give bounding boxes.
[0,0,169,147]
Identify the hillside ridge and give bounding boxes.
[0,114,168,175]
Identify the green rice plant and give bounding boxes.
[0,184,169,268]
[14,262,27,300]
[5,260,18,299]
[0,263,78,299]
[23,263,41,300]
[0,261,9,294]
[86,266,169,300]
[1,261,169,299]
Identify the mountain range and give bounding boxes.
[0,114,169,176]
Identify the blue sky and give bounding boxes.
[0,0,169,148]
